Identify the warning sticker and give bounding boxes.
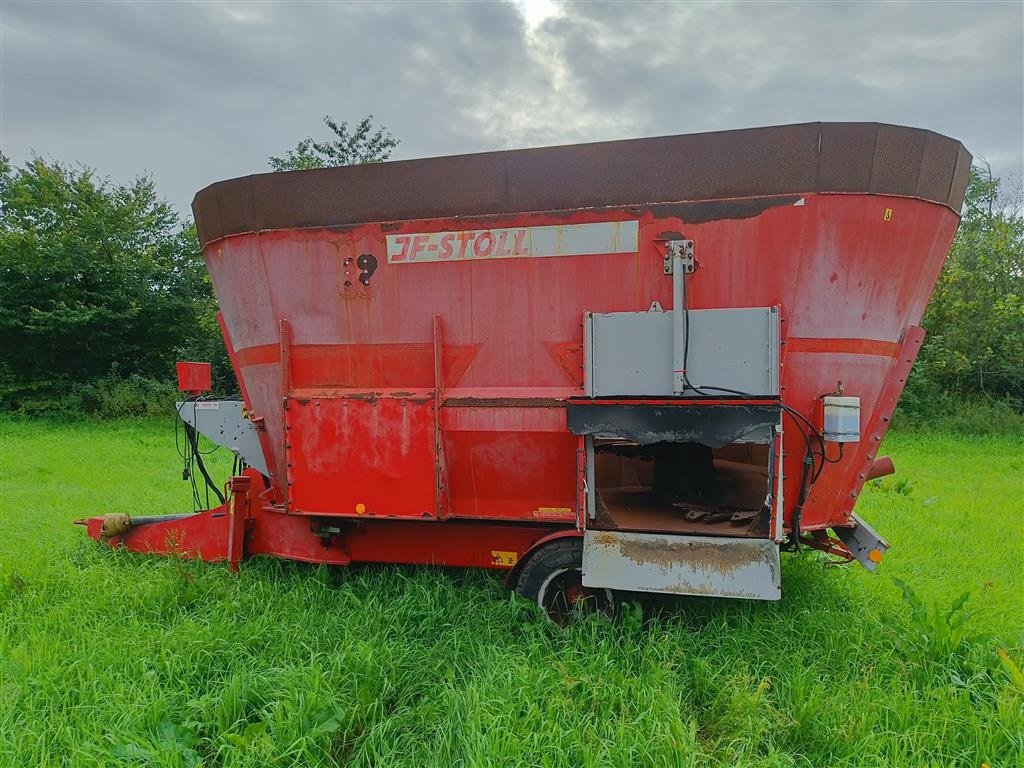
[491,550,519,567]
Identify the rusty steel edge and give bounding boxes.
[192,122,972,248]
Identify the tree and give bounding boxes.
[0,154,223,407]
[907,165,1024,407]
[268,114,399,171]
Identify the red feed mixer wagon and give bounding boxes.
[80,122,970,623]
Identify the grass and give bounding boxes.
[1,418,1022,767]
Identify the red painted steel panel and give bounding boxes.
[444,430,578,521]
[204,192,960,539]
[175,361,212,393]
[285,395,440,518]
[111,510,230,560]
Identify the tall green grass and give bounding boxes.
[1,419,1021,767]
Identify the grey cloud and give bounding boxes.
[1,0,1020,214]
[537,1,1023,172]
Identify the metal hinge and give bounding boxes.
[663,239,695,274]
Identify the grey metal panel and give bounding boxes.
[582,530,782,600]
[176,400,269,476]
[588,307,780,397]
[584,313,595,397]
[590,311,673,396]
[833,512,890,572]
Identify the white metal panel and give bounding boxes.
[582,530,782,600]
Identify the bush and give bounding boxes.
[893,390,1024,435]
[2,374,179,420]
[912,166,1023,405]
[71,374,180,418]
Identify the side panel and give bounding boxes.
[441,404,577,522]
[582,530,782,600]
[285,395,439,518]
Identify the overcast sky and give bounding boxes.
[2,0,1022,215]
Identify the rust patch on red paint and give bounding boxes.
[235,342,480,388]
[639,196,801,224]
[345,392,381,403]
[442,397,565,408]
[787,337,901,357]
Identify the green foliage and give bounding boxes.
[4,374,181,420]
[882,579,984,675]
[0,154,232,411]
[268,114,399,171]
[905,165,1024,414]
[1,421,1022,766]
[71,373,180,418]
[869,476,915,496]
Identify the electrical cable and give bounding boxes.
[175,397,202,511]
[185,420,225,506]
[674,265,834,550]
[175,396,226,510]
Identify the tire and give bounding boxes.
[514,537,614,625]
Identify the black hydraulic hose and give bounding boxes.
[130,514,195,526]
[789,452,815,551]
[184,421,225,505]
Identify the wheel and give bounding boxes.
[514,537,614,625]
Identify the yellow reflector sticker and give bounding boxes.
[533,507,573,519]
[355,502,366,515]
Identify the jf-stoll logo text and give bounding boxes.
[386,221,639,264]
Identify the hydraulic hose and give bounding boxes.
[184,421,225,505]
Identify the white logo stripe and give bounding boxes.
[387,220,638,264]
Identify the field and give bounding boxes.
[1,418,1021,767]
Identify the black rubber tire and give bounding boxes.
[514,537,613,625]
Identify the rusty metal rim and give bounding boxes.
[195,190,958,251]
[192,122,971,248]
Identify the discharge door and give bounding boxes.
[571,286,784,600]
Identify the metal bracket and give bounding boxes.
[833,512,890,571]
[177,400,269,476]
[663,239,695,275]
